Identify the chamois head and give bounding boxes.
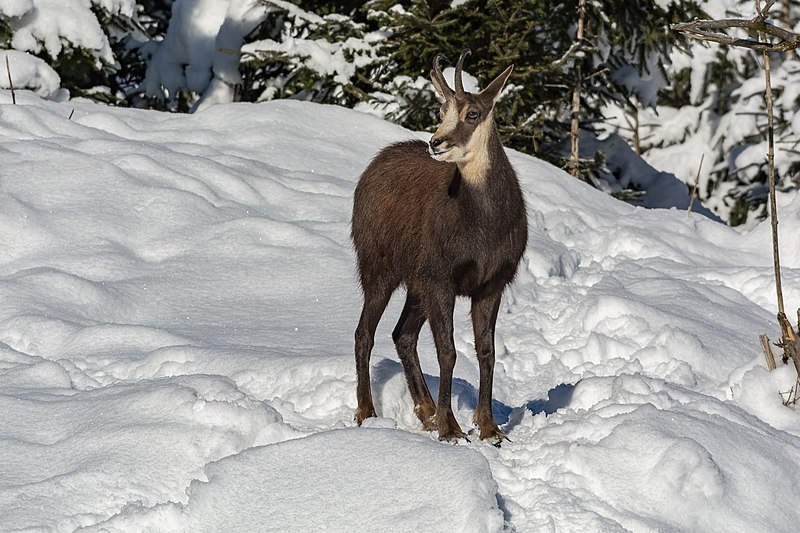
[428,49,513,168]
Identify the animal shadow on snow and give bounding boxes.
[370,358,576,431]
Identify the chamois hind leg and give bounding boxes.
[425,289,466,442]
[354,275,394,425]
[471,289,505,443]
[392,292,436,429]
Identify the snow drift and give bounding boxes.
[1,89,800,532]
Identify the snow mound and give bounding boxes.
[0,373,296,532]
[90,428,503,532]
[493,374,800,532]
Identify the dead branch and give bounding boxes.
[761,333,777,370]
[777,312,800,369]
[763,50,786,321]
[672,8,800,53]
[687,153,704,217]
[5,55,16,105]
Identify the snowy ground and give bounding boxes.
[2,91,800,532]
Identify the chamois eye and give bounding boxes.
[466,109,480,121]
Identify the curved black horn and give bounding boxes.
[432,53,453,98]
[454,48,472,97]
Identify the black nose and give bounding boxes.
[430,138,444,149]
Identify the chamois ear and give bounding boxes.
[479,65,513,106]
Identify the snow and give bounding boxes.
[194,0,270,111]
[0,49,66,100]
[242,37,358,86]
[0,0,33,18]
[2,89,800,531]
[602,0,800,228]
[6,0,114,65]
[608,51,668,109]
[143,0,233,100]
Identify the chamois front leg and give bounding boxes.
[426,290,466,442]
[471,290,506,444]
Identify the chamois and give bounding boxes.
[351,49,527,443]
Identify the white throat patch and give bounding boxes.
[460,113,493,186]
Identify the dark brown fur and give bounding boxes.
[351,53,527,443]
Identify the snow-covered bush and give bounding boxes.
[0,0,148,102]
[141,0,385,111]
[0,49,66,100]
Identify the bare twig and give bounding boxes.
[549,41,585,70]
[763,50,786,320]
[779,384,800,406]
[687,153,704,217]
[671,13,800,52]
[5,55,16,105]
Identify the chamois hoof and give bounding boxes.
[438,431,470,444]
[477,425,510,446]
[354,406,376,426]
[414,402,438,430]
[491,435,512,448]
[437,423,469,443]
[422,416,437,432]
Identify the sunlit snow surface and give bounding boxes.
[2,92,800,532]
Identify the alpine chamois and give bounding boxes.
[351,49,527,443]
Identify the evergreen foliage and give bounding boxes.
[1,18,11,48]
[236,1,377,107]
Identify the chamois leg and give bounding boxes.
[471,290,505,442]
[392,292,436,429]
[354,278,394,425]
[426,290,465,441]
